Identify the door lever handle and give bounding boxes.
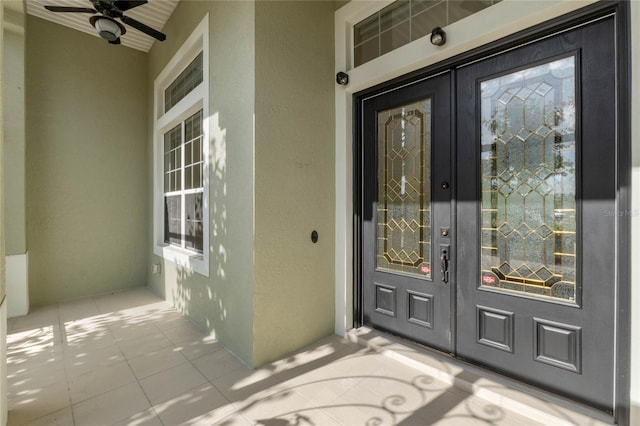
[440,247,449,283]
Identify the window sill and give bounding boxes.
[154,243,209,277]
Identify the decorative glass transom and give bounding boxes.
[480,56,577,302]
[377,99,432,277]
[353,0,502,67]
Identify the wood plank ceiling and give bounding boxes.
[26,0,179,52]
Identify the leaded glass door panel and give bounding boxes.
[480,56,577,302]
[456,17,616,410]
[362,74,452,352]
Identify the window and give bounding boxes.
[163,110,204,253]
[154,15,209,276]
[353,0,502,67]
[165,52,203,113]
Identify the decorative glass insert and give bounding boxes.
[163,109,204,254]
[377,99,432,277]
[164,52,203,113]
[354,0,501,67]
[480,56,577,302]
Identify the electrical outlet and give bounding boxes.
[152,264,161,274]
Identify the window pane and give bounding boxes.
[164,124,182,192]
[164,123,181,152]
[185,110,203,142]
[376,98,432,277]
[411,0,442,15]
[185,141,193,168]
[354,37,379,67]
[380,0,410,32]
[185,193,203,253]
[164,153,171,175]
[164,52,203,112]
[411,3,447,40]
[354,13,379,45]
[479,56,576,302]
[381,20,411,55]
[184,109,204,190]
[193,138,202,163]
[449,0,493,23]
[185,166,193,190]
[164,195,182,246]
[194,163,202,188]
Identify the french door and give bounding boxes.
[360,16,617,410]
[362,73,452,353]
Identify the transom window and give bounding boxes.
[353,0,501,67]
[153,15,209,276]
[164,52,203,113]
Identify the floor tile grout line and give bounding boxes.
[64,299,159,423]
[66,364,140,406]
[72,381,150,425]
[69,306,171,423]
[113,313,167,426]
[111,300,228,424]
[9,290,349,426]
[56,300,77,426]
[182,343,242,420]
[7,292,166,426]
[127,361,166,426]
[127,324,242,425]
[130,355,191,381]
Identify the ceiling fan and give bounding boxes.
[44,0,166,45]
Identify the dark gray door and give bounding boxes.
[456,17,616,410]
[362,74,452,352]
[360,16,617,412]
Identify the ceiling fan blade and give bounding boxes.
[120,15,166,41]
[109,38,122,45]
[44,6,97,13]
[114,0,147,11]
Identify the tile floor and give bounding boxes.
[6,288,555,425]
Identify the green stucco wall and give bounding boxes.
[253,0,335,366]
[147,0,256,366]
[148,0,335,367]
[3,8,25,256]
[25,17,148,305]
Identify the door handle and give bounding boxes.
[440,246,449,283]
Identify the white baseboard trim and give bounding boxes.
[6,253,29,318]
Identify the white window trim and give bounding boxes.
[154,14,210,277]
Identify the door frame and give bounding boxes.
[352,1,630,422]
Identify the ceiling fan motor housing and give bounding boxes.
[90,16,124,42]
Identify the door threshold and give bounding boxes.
[347,327,614,425]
